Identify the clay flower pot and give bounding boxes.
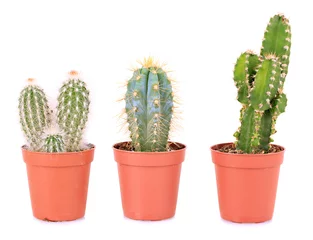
[113,142,186,221]
[211,143,284,223]
[22,145,95,221]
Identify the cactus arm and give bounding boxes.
[236,106,257,153]
[271,93,287,116]
[250,57,280,111]
[18,82,51,151]
[261,14,291,85]
[234,52,259,104]
[57,72,90,152]
[43,134,65,153]
[233,53,250,104]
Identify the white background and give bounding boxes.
[0,0,310,239]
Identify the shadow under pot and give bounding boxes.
[22,145,95,221]
[211,142,285,223]
[113,142,186,221]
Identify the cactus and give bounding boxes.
[125,57,174,152]
[233,14,291,153]
[19,71,91,153]
[43,134,65,153]
[57,71,90,152]
[18,78,51,151]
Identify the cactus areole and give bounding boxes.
[232,14,291,154]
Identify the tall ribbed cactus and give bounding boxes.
[18,78,51,151]
[125,57,173,152]
[233,14,291,153]
[57,71,90,152]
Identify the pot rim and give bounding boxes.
[22,144,95,167]
[112,141,186,155]
[211,142,285,168]
[210,142,285,156]
[21,144,95,155]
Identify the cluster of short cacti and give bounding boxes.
[18,71,90,152]
[233,14,291,153]
[124,57,174,152]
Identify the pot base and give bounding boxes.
[37,215,84,222]
[124,212,175,221]
[221,214,272,223]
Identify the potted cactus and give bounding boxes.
[113,57,186,221]
[19,71,95,221]
[210,14,291,223]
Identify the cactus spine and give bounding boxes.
[125,57,174,152]
[43,134,65,153]
[57,71,90,152]
[234,14,291,153]
[18,78,51,151]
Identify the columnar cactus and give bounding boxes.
[43,134,65,153]
[125,57,174,152]
[57,71,90,152]
[233,14,291,153]
[18,78,51,151]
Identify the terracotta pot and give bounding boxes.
[211,143,284,223]
[113,142,186,221]
[22,145,95,221]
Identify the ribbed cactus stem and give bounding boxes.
[43,134,65,153]
[236,106,263,153]
[250,55,281,111]
[57,71,90,152]
[125,57,173,152]
[18,78,51,151]
[261,14,291,87]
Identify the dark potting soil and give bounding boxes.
[217,143,284,154]
[115,142,185,152]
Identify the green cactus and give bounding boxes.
[125,57,174,152]
[43,134,65,153]
[57,71,90,152]
[19,71,91,153]
[18,78,51,151]
[234,14,291,153]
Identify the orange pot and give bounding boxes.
[211,143,284,223]
[22,146,95,221]
[113,142,186,221]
